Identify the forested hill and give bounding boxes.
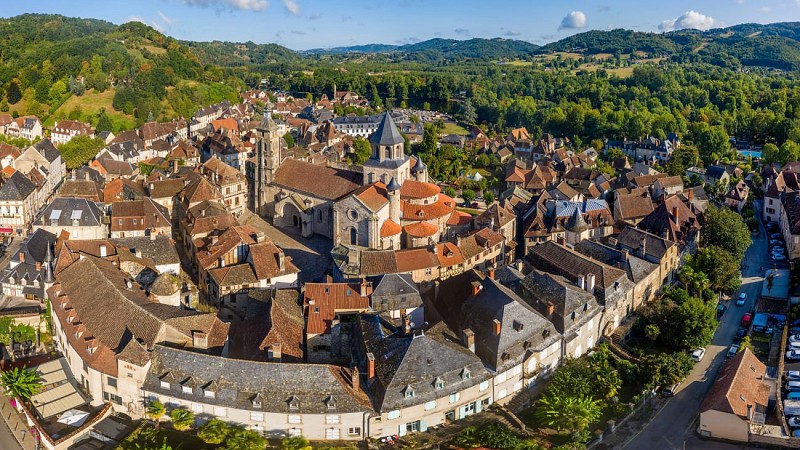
[303,38,541,60]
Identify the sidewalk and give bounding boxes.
[0,394,37,450]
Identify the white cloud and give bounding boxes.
[283,0,300,16]
[759,6,772,13]
[559,11,587,30]
[182,0,269,12]
[157,11,174,26]
[504,30,522,37]
[659,10,717,32]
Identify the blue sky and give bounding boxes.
[3,0,800,50]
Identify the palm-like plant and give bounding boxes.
[145,399,166,425]
[169,408,194,431]
[0,366,43,401]
[536,394,602,433]
[223,426,266,450]
[198,418,230,445]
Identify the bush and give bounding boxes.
[198,418,229,445]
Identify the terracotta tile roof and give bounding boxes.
[394,248,439,272]
[637,194,699,243]
[198,157,246,185]
[459,227,504,260]
[181,177,221,206]
[475,203,515,229]
[249,241,299,280]
[227,289,304,362]
[700,349,768,418]
[401,195,455,221]
[446,210,473,226]
[211,118,239,134]
[194,225,259,269]
[403,221,439,237]
[304,282,371,335]
[273,159,362,201]
[169,141,199,160]
[360,250,397,275]
[354,182,389,212]
[399,180,440,199]
[380,219,402,237]
[632,173,668,188]
[615,192,654,221]
[509,127,529,140]
[148,179,185,200]
[110,199,170,233]
[436,242,465,267]
[184,201,238,237]
[657,175,684,188]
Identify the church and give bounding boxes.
[248,112,466,250]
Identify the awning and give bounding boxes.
[0,228,13,233]
[57,409,89,426]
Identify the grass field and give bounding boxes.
[51,88,136,131]
[441,121,470,136]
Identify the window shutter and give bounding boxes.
[398,424,407,437]
[420,420,428,432]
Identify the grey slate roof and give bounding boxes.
[460,277,560,372]
[357,315,489,412]
[110,236,181,268]
[0,171,36,201]
[518,270,601,336]
[13,228,56,265]
[616,226,674,261]
[369,273,422,313]
[34,198,104,227]
[369,112,405,146]
[33,139,61,163]
[143,345,368,414]
[705,166,728,180]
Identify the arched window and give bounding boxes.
[384,146,392,159]
[350,228,358,245]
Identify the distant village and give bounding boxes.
[0,84,798,449]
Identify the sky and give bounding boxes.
[3,0,800,50]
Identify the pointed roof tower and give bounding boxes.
[565,206,589,233]
[369,113,404,146]
[386,177,401,192]
[257,112,278,132]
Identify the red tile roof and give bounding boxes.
[354,182,389,211]
[403,221,439,237]
[401,195,455,221]
[700,349,768,418]
[304,282,371,335]
[380,219,402,237]
[399,180,440,199]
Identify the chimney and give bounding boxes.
[487,268,495,280]
[403,315,411,334]
[586,273,595,294]
[84,171,90,181]
[687,188,693,201]
[671,206,679,224]
[556,235,565,246]
[462,328,475,353]
[192,331,208,349]
[471,281,482,297]
[350,366,360,391]
[621,248,629,261]
[201,209,206,217]
[367,353,376,381]
[359,279,368,297]
[277,250,286,272]
[546,301,555,318]
[35,262,41,271]
[255,231,266,243]
[269,343,282,362]
[18,252,24,264]
[577,274,585,290]
[492,319,501,336]
[640,236,647,257]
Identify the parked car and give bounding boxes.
[716,304,727,319]
[770,239,783,245]
[789,341,800,350]
[772,247,786,254]
[772,233,783,239]
[735,327,747,341]
[773,254,787,261]
[736,293,747,306]
[741,313,752,327]
[727,345,740,358]
[794,430,800,438]
[790,335,800,343]
[790,417,800,427]
[692,348,706,362]
[787,350,800,361]
[662,381,682,397]
[788,371,800,381]
[787,381,800,392]
[788,392,800,400]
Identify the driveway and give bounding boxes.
[622,200,770,450]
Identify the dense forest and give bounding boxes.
[4,12,800,168]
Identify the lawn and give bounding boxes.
[441,121,470,136]
[50,88,136,131]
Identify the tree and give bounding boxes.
[460,98,477,124]
[282,132,295,148]
[484,192,495,204]
[587,345,622,400]
[644,324,661,341]
[96,109,113,134]
[739,335,754,354]
[6,81,21,105]
[281,436,312,450]
[462,189,476,205]
[701,205,752,261]
[639,352,694,388]
[145,400,166,423]
[48,80,67,104]
[693,246,742,293]
[58,136,106,169]
[198,418,230,445]
[224,426,267,450]
[762,143,781,165]
[0,366,42,401]
[169,408,194,431]
[445,186,456,197]
[535,394,602,433]
[350,137,372,165]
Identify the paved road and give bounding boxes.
[623,201,770,450]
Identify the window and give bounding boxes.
[107,377,117,388]
[348,427,361,436]
[479,380,489,392]
[250,412,264,422]
[326,428,341,440]
[424,400,436,411]
[496,371,507,383]
[325,415,340,424]
[288,415,301,424]
[405,386,415,398]
[103,392,122,405]
[204,390,215,398]
[191,403,203,413]
[462,368,471,380]
[406,420,421,433]
[182,385,193,394]
[350,228,357,245]
[449,393,460,403]
[387,410,401,420]
[434,378,444,390]
[214,406,227,417]
[289,428,302,437]
[160,381,170,389]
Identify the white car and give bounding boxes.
[736,293,746,306]
[789,341,800,350]
[788,371,800,381]
[790,416,800,427]
[788,350,800,361]
[692,348,706,362]
[774,254,787,261]
[790,335,800,344]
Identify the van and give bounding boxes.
[787,381,800,392]
[663,381,682,397]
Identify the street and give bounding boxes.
[623,200,771,450]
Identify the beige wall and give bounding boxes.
[699,410,749,442]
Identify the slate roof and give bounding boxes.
[34,198,104,227]
[474,202,516,230]
[357,316,489,412]
[518,270,601,335]
[705,166,728,180]
[0,171,37,201]
[526,241,628,291]
[32,139,61,163]
[110,236,181,268]
[369,113,405,146]
[273,159,362,201]
[13,228,57,265]
[369,273,422,313]
[459,277,560,372]
[616,226,675,261]
[143,344,369,414]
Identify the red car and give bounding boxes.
[741,313,752,327]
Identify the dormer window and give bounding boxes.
[252,393,263,409]
[160,380,170,389]
[462,368,472,380]
[325,395,336,410]
[433,377,444,390]
[288,396,299,410]
[180,377,194,394]
[404,385,416,398]
[203,381,217,398]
